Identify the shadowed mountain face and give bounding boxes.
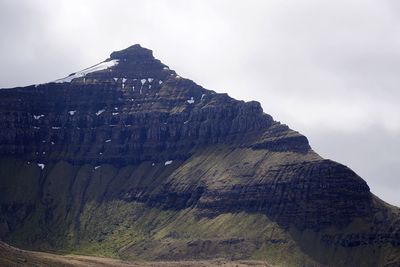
[0,44,399,267]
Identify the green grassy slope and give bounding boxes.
[0,145,399,267]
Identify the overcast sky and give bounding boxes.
[1,0,399,206]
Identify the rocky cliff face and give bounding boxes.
[0,45,277,165]
[0,45,399,267]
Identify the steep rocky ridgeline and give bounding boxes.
[0,45,399,267]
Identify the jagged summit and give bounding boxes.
[53,44,172,84]
[110,44,154,61]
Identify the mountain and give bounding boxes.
[0,44,399,267]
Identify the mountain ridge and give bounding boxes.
[0,44,399,267]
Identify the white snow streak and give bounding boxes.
[54,59,119,83]
[96,109,105,116]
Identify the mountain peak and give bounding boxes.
[110,44,154,61]
[54,44,170,83]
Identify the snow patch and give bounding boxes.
[164,160,173,166]
[141,79,147,85]
[96,109,105,116]
[68,110,76,116]
[148,78,154,83]
[37,163,45,170]
[105,139,111,143]
[159,80,163,85]
[201,94,206,100]
[163,66,169,70]
[187,97,195,104]
[112,112,119,116]
[94,166,101,170]
[54,59,119,83]
[33,115,44,120]
[52,127,61,130]
[113,78,118,82]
